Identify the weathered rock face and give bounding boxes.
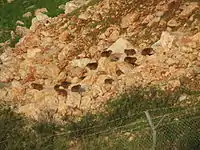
[0,0,200,123]
[64,0,90,14]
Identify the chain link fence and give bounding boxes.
[0,105,200,149]
[66,105,200,150]
[1,88,200,150]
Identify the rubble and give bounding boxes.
[0,0,200,123]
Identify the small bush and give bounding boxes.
[0,104,68,150]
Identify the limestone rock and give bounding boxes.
[99,25,120,42]
[7,0,14,3]
[142,14,154,24]
[30,13,49,31]
[34,8,48,16]
[27,48,41,58]
[22,12,32,18]
[179,2,199,19]
[1,0,200,122]
[58,4,65,10]
[0,89,8,100]
[65,0,89,14]
[160,31,175,49]
[78,13,90,20]
[167,19,180,27]
[147,17,160,27]
[59,30,71,42]
[16,20,24,26]
[121,13,139,28]
[65,2,78,14]
[71,58,96,68]
[107,38,135,54]
[15,26,29,37]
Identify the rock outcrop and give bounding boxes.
[0,0,200,123]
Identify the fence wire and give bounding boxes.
[1,105,200,150]
[76,106,200,150]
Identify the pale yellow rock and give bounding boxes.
[65,2,78,14]
[27,48,41,58]
[55,72,67,83]
[34,8,48,16]
[142,14,154,24]
[1,0,200,122]
[59,30,70,42]
[45,64,60,79]
[108,29,120,42]
[121,13,139,28]
[97,58,118,75]
[23,12,32,18]
[107,38,135,54]
[78,13,90,20]
[36,13,49,21]
[67,92,82,107]
[18,104,40,120]
[117,62,135,74]
[179,2,199,19]
[0,89,8,100]
[80,95,92,109]
[147,17,160,27]
[15,26,29,37]
[16,20,24,25]
[71,58,96,68]
[167,19,180,27]
[7,0,14,3]
[160,31,175,49]
[58,4,65,10]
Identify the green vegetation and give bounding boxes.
[0,104,69,150]
[1,0,200,149]
[66,87,200,149]
[1,86,200,149]
[0,0,69,44]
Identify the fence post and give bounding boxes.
[145,111,156,150]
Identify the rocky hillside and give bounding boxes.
[0,0,200,123]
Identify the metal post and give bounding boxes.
[145,111,156,150]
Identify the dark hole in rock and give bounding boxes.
[0,59,3,64]
[54,84,60,91]
[101,50,112,57]
[80,76,86,80]
[141,48,154,56]
[60,81,71,89]
[31,83,43,91]
[56,89,68,97]
[104,78,114,84]
[71,84,82,92]
[116,69,124,76]
[124,57,137,65]
[124,49,136,56]
[45,20,50,24]
[86,62,98,70]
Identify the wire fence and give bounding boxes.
[67,105,200,150]
[1,104,200,150]
[19,105,200,150]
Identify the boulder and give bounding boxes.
[107,38,135,54]
[65,0,89,14]
[121,13,139,28]
[22,12,32,18]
